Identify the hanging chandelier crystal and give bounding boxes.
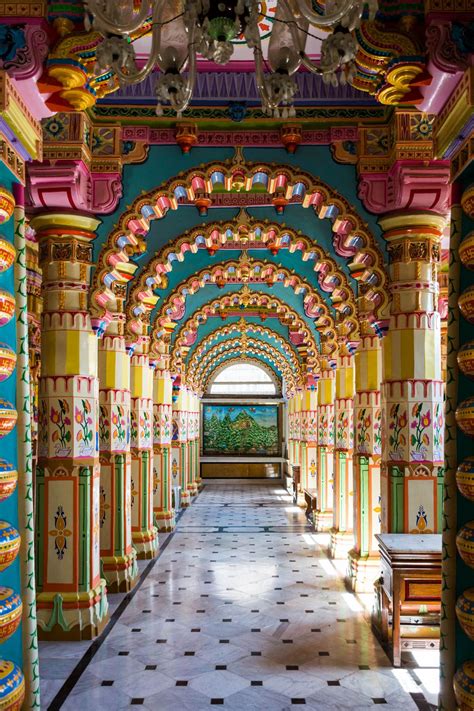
[86,0,378,117]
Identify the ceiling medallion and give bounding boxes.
[85,0,377,116]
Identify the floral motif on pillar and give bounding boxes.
[98,294,137,592]
[172,379,191,508]
[300,386,318,492]
[32,212,108,640]
[152,365,174,531]
[380,212,446,534]
[316,367,335,531]
[348,289,383,591]
[330,348,355,558]
[130,343,158,559]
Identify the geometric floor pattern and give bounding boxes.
[41,479,438,710]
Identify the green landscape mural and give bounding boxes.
[203,405,279,456]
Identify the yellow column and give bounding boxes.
[380,212,445,533]
[186,389,198,497]
[98,300,137,591]
[330,349,355,558]
[33,213,108,640]
[300,387,318,492]
[348,313,383,591]
[172,380,190,508]
[316,366,335,531]
[130,344,158,558]
[153,365,175,531]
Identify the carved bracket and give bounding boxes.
[27,161,123,214]
[358,160,451,215]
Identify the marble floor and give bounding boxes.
[40,479,438,710]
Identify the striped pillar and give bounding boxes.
[98,307,137,592]
[315,367,335,531]
[300,387,318,492]
[380,212,445,534]
[330,350,355,558]
[348,321,382,591]
[152,366,174,532]
[32,213,109,640]
[130,345,158,558]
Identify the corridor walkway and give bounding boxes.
[43,481,437,710]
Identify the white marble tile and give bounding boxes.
[37,479,437,710]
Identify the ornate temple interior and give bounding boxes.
[0,0,473,709]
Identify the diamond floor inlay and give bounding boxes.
[40,479,438,710]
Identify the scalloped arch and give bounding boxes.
[125,214,386,341]
[91,157,387,335]
[146,257,355,350]
[183,323,303,384]
[190,338,299,394]
[155,287,324,374]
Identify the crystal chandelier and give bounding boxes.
[86,0,378,116]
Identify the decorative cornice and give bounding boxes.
[0,71,42,162]
[121,125,359,149]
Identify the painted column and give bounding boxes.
[315,367,335,531]
[294,392,301,467]
[348,314,383,591]
[152,365,174,531]
[172,379,190,508]
[32,213,108,640]
[130,344,158,558]
[380,212,445,534]
[98,298,137,592]
[288,395,295,466]
[300,386,318,492]
[195,392,202,490]
[186,390,198,497]
[330,349,355,558]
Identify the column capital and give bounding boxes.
[30,211,100,238]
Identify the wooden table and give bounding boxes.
[303,488,318,527]
[376,533,442,667]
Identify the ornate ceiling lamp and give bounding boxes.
[85,0,378,116]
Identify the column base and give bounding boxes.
[181,490,191,508]
[347,549,381,593]
[188,483,198,497]
[329,529,354,559]
[196,477,204,491]
[314,510,333,532]
[133,527,159,559]
[37,579,109,641]
[101,551,138,593]
[154,510,176,532]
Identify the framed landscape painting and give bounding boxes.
[202,404,280,456]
